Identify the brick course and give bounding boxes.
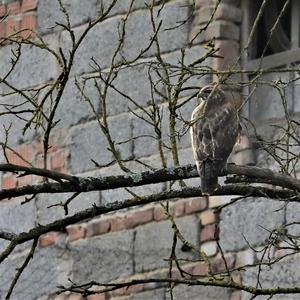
[0,0,37,44]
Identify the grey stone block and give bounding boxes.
[55,77,100,128]
[36,191,100,225]
[175,97,199,150]
[241,254,300,300]
[61,0,191,76]
[132,102,172,159]
[0,94,37,145]
[101,183,165,205]
[0,198,36,233]
[121,289,165,300]
[177,147,194,166]
[219,198,285,252]
[134,216,199,272]
[242,294,300,300]
[126,153,167,172]
[37,0,156,35]
[37,0,99,34]
[104,46,209,118]
[0,198,36,252]
[254,123,294,171]
[105,62,164,116]
[0,38,59,90]
[121,0,190,61]
[68,116,132,173]
[1,0,16,4]
[196,3,242,24]
[60,16,121,76]
[101,187,128,205]
[293,77,300,113]
[176,148,200,187]
[102,0,154,17]
[0,245,71,300]
[193,20,240,43]
[70,230,134,282]
[286,202,300,236]
[250,72,290,121]
[132,113,162,158]
[165,285,231,300]
[164,45,212,98]
[131,182,165,198]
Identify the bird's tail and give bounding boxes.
[200,160,219,195]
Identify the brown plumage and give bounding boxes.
[190,85,240,195]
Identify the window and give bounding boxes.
[240,0,300,121]
[242,0,300,69]
[251,0,291,58]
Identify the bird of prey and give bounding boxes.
[190,85,240,195]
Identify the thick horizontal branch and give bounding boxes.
[60,277,300,297]
[225,164,300,192]
[1,164,300,201]
[4,185,299,247]
[0,163,77,183]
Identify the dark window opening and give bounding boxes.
[252,0,291,58]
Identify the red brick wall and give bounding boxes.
[0,0,37,43]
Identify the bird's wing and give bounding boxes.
[191,103,239,168]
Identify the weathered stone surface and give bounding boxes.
[121,289,166,300]
[1,0,16,4]
[195,3,242,24]
[61,0,190,75]
[131,182,165,198]
[102,0,154,17]
[132,112,163,158]
[105,61,163,116]
[121,0,190,61]
[175,97,199,150]
[0,94,38,145]
[0,245,71,300]
[55,77,100,128]
[293,74,300,112]
[37,0,157,34]
[193,20,240,43]
[127,153,166,172]
[68,116,132,173]
[107,45,210,117]
[0,197,36,252]
[101,182,165,205]
[250,72,290,121]
[219,198,285,252]
[164,45,212,98]
[254,123,293,171]
[36,191,100,225]
[60,17,120,76]
[241,254,300,300]
[0,197,36,233]
[101,187,128,205]
[165,285,231,300]
[37,0,99,34]
[170,148,199,187]
[0,38,59,90]
[134,216,199,272]
[70,230,134,282]
[286,202,300,236]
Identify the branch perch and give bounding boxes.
[1,164,300,201]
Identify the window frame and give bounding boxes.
[241,0,300,118]
[242,0,300,70]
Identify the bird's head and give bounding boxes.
[197,85,225,105]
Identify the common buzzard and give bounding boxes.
[190,85,240,195]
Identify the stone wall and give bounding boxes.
[0,0,299,300]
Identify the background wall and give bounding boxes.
[0,1,299,300]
